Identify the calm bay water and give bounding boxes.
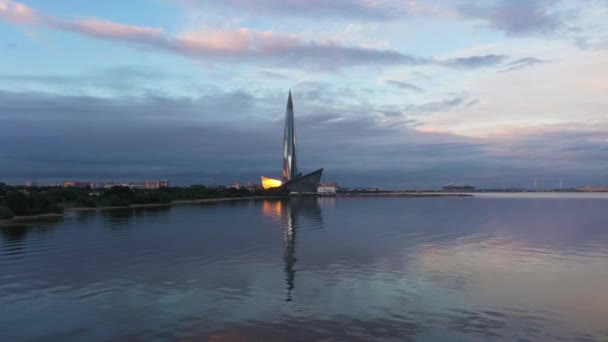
[1,195,608,341]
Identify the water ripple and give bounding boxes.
[1,197,608,341]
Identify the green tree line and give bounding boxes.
[0,182,287,219]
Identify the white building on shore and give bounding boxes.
[318,183,338,196]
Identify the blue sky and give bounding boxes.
[1,0,607,188]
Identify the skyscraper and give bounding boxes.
[261,90,323,192]
[282,90,298,182]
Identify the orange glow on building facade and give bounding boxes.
[261,176,283,189]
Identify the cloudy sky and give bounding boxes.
[1,0,607,188]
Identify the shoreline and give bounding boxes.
[0,213,65,227]
[338,192,473,198]
[0,193,473,226]
[66,196,284,212]
[0,196,281,226]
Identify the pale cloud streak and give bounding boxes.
[53,19,165,42]
[175,0,457,20]
[0,0,522,70]
[174,0,404,20]
[0,0,166,40]
[443,54,509,68]
[0,0,422,69]
[457,0,567,36]
[385,80,424,92]
[174,0,581,37]
[417,46,608,138]
[499,57,547,73]
[171,28,427,68]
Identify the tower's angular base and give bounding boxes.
[282,169,323,193]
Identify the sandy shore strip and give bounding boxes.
[66,196,282,212]
[0,213,65,227]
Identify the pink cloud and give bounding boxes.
[170,27,413,69]
[0,1,422,69]
[0,0,164,43]
[174,28,301,55]
[62,19,165,41]
[177,28,261,53]
[0,0,503,70]
[0,0,40,25]
[50,17,166,44]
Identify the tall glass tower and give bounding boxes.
[282,90,298,182]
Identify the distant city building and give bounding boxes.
[576,186,608,192]
[56,181,169,189]
[129,183,145,190]
[245,182,262,192]
[443,184,475,192]
[353,187,381,192]
[24,181,36,187]
[318,183,338,196]
[101,183,131,189]
[230,182,243,190]
[90,183,106,189]
[144,180,169,190]
[63,181,90,188]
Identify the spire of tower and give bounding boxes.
[282,90,298,182]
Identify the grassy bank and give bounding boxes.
[0,196,283,226]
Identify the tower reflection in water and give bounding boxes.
[262,197,326,302]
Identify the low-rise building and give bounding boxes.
[577,186,608,192]
[103,183,131,189]
[353,187,381,192]
[229,182,243,190]
[129,183,145,189]
[245,182,262,192]
[443,184,475,192]
[318,183,338,196]
[144,180,169,190]
[63,181,90,188]
[90,183,106,189]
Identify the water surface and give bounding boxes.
[1,195,608,341]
